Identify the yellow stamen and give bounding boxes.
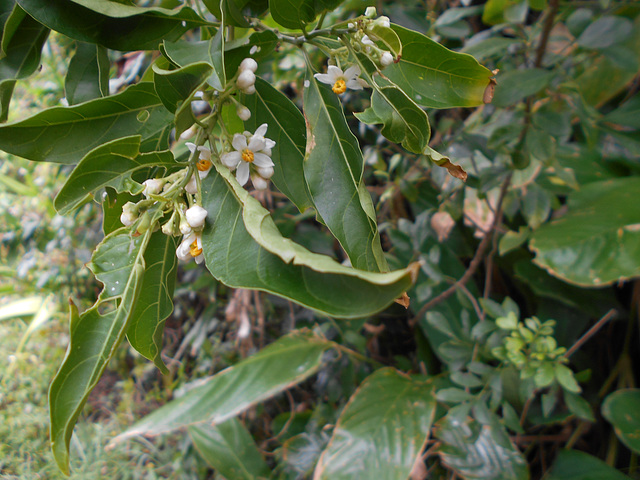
[190,240,202,257]
[197,158,212,171]
[332,79,347,94]
[241,148,254,163]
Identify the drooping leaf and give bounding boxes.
[384,24,493,108]
[17,0,209,51]
[49,228,153,474]
[0,4,49,121]
[269,0,315,30]
[127,231,178,374]
[491,69,555,108]
[303,67,388,272]
[240,77,313,212]
[65,42,109,105]
[54,135,177,215]
[434,412,529,480]
[189,418,271,480]
[546,450,630,480]
[0,82,173,164]
[602,389,640,455]
[111,331,334,442]
[314,368,436,480]
[199,161,415,318]
[529,177,640,286]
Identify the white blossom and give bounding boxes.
[314,65,364,94]
[221,124,275,187]
[185,174,198,195]
[186,142,213,179]
[176,231,204,264]
[361,34,375,46]
[374,15,390,28]
[186,205,208,228]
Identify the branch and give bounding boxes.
[534,0,561,68]
[410,173,512,325]
[564,309,617,359]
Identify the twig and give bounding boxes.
[410,173,512,325]
[534,0,561,68]
[564,309,617,359]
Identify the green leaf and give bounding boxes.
[602,389,640,454]
[529,177,640,286]
[367,24,402,58]
[602,94,640,129]
[54,135,177,215]
[434,412,529,480]
[0,82,173,164]
[240,77,313,212]
[564,390,595,422]
[269,0,315,30]
[314,368,436,480]
[111,331,334,441]
[522,184,551,230]
[546,450,630,480]
[200,162,415,318]
[65,42,109,105]
[499,227,530,255]
[127,231,177,374]
[189,418,270,480]
[17,0,209,51]
[304,67,388,272]
[384,24,493,108]
[152,61,212,136]
[554,364,580,393]
[577,16,633,50]
[102,189,139,235]
[491,69,555,107]
[482,0,524,25]
[49,228,152,474]
[0,4,49,121]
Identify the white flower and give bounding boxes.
[380,51,394,67]
[186,142,213,179]
[361,34,375,46]
[239,58,258,73]
[237,70,256,93]
[120,202,137,226]
[221,124,275,187]
[237,104,251,121]
[374,15,390,28]
[185,205,207,228]
[143,178,164,196]
[314,65,364,94]
[176,231,204,264]
[365,6,377,17]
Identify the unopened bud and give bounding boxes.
[239,58,258,73]
[237,104,251,121]
[185,205,208,228]
[143,178,164,196]
[237,70,256,91]
[251,173,269,191]
[365,6,377,17]
[380,51,394,67]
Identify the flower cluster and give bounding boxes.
[221,124,276,190]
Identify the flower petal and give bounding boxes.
[236,162,250,186]
[247,135,266,152]
[232,133,248,152]
[254,123,268,138]
[314,73,333,85]
[265,139,276,149]
[221,151,241,168]
[252,153,274,168]
[344,65,361,79]
[327,65,343,80]
[346,79,364,90]
[185,142,196,153]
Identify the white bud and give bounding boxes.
[251,173,269,190]
[375,16,390,28]
[380,51,394,67]
[185,174,198,194]
[348,22,354,28]
[239,57,258,73]
[120,210,137,226]
[186,205,208,228]
[243,84,256,95]
[365,6,377,17]
[257,165,274,179]
[179,125,196,140]
[161,221,174,235]
[237,70,256,90]
[143,178,164,196]
[237,104,251,121]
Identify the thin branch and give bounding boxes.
[564,309,617,359]
[534,0,561,68]
[410,173,512,325]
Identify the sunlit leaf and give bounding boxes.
[189,418,270,480]
[111,331,334,441]
[384,24,493,108]
[0,82,173,164]
[17,0,209,51]
[314,368,436,480]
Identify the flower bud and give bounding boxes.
[239,58,258,73]
[380,51,394,67]
[143,178,164,196]
[257,165,274,179]
[186,205,208,228]
[251,173,269,191]
[136,213,151,234]
[185,174,198,195]
[237,104,251,121]
[237,70,256,91]
[179,125,196,140]
[365,6,377,17]
[243,84,256,95]
[375,15,390,28]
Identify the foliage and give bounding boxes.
[1,0,640,479]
